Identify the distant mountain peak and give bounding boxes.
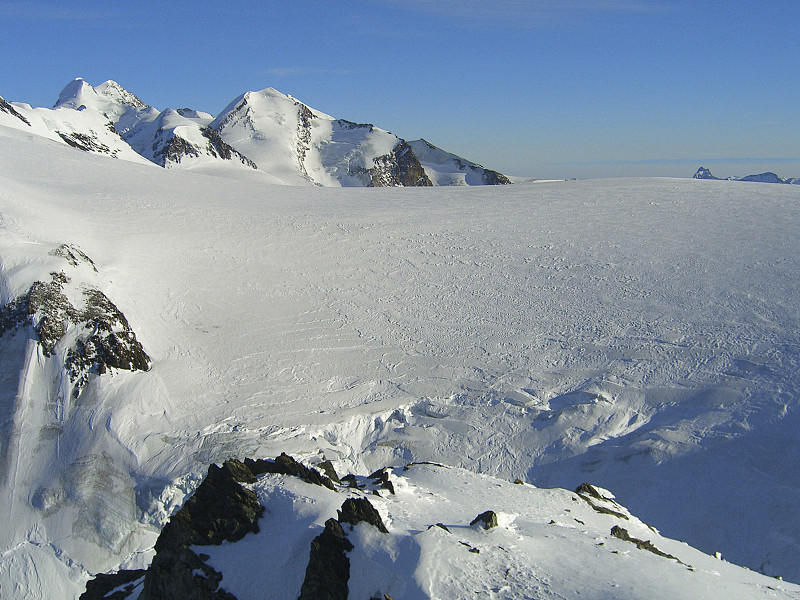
[693,166,798,184]
[692,166,718,180]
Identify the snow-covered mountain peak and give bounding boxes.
[53,77,159,139]
[56,78,147,112]
[9,79,511,187]
[94,79,148,109]
[54,77,96,110]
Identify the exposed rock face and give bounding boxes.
[611,525,685,565]
[693,167,720,180]
[338,497,389,533]
[243,452,336,489]
[152,127,257,169]
[407,138,511,185]
[201,127,257,168]
[481,168,512,185]
[79,569,146,600]
[470,510,499,530]
[740,172,785,184]
[317,460,340,483]
[83,454,342,600]
[56,131,117,156]
[0,246,150,396]
[139,460,263,600]
[296,103,315,179]
[368,467,395,494]
[153,134,201,165]
[299,496,388,600]
[0,95,31,125]
[368,141,433,187]
[298,518,354,600]
[575,483,629,520]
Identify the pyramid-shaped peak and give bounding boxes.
[95,80,148,109]
[54,78,96,108]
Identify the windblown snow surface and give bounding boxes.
[1,125,799,598]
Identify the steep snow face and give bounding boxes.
[409,138,511,185]
[2,125,800,596]
[211,88,328,186]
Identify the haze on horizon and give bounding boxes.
[1,0,798,180]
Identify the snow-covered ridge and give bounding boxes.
[4,78,510,186]
[83,455,800,600]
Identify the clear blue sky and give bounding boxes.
[1,0,798,179]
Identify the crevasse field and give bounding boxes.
[1,125,799,598]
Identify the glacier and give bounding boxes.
[0,114,799,598]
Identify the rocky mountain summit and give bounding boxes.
[1,79,510,187]
[693,166,800,184]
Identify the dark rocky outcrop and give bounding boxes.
[138,460,264,600]
[368,141,432,187]
[56,131,117,156]
[243,452,336,490]
[1,266,150,393]
[153,134,201,165]
[610,525,686,565]
[317,460,340,483]
[338,497,389,533]
[575,483,629,520]
[693,166,799,184]
[299,496,388,600]
[296,103,314,179]
[0,95,31,125]
[480,168,512,185]
[368,467,395,495]
[470,511,499,530]
[155,460,263,550]
[84,454,340,600]
[153,127,257,169]
[79,569,147,600]
[201,127,257,169]
[50,243,98,271]
[298,518,354,600]
[65,287,151,391]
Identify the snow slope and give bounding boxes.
[408,138,512,185]
[1,124,800,597]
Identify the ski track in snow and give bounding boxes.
[1,126,800,596]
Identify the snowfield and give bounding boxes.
[1,124,799,598]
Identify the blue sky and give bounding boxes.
[1,0,798,179]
